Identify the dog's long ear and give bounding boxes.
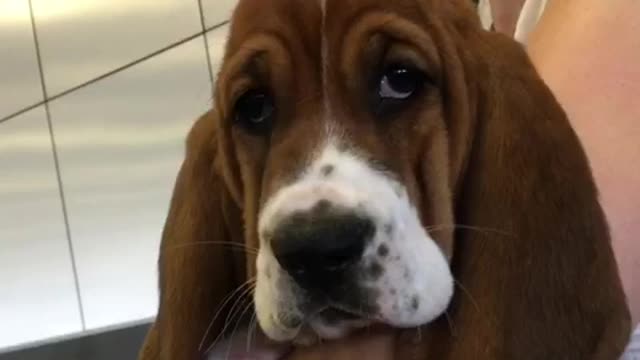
[419,28,631,359]
[139,112,247,360]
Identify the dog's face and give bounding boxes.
[215,0,464,343]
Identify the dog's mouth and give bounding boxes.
[206,308,389,360]
[310,293,380,324]
[290,304,376,343]
[317,306,368,325]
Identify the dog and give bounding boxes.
[139,0,631,358]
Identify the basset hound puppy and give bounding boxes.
[139,0,631,359]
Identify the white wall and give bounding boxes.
[0,0,237,351]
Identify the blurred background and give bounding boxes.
[0,0,236,358]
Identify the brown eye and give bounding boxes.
[234,89,275,134]
[378,65,425,101]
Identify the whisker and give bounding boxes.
[444,310,457,337]
[206,294,253,356]
[426,224,514,237]
[453,279,482,315]
[246,312,258,352]
[452,278,497,331]
[163,241,259,254]
[198,278,257,352]
[223,284,256,329]
[223,298,255,359]
[205,284,256,355]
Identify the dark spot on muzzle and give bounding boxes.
[411,296,420,311]
[384,223,394,236]
[366,261,384,280]
[320,164,335,176]
[377,244,389,257]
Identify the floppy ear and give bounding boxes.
[139,112,248,360]
[417,29,632,359]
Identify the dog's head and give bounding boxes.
[219,0,469,342]
[141,0,630,359]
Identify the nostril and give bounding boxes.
[271,207,375,287]
[323,218,374,268]
[314,199,332,213]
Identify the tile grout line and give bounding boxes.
[197,0,217,92]
[27,0,87,331]
[0,20,229,125]
[0,102,43,125]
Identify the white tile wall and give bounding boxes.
[207,23,230,78]
[201,0,237,28]
[0,1,44,118]
[0,0,236,352]
[0,0,234,350]
[32,0,202,96]
[0,107,82,348]
[49,36,213,330]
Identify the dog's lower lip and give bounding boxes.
[323,307,360,319]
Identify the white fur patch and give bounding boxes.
[254,142,453,342]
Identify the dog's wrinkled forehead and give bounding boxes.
[218,0,473,201]
[226,0,449,62]
[223,0,446,134]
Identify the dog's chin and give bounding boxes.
[290,307,375,346]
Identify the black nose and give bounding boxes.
[271,204,375,290]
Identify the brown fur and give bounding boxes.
[139,0,631,359]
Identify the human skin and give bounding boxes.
[526,0,640,327]
[286,1,639,357]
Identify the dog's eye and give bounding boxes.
[234,89,274,134]
[378,65,425,101]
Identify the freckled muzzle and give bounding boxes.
[254,144,454,342]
